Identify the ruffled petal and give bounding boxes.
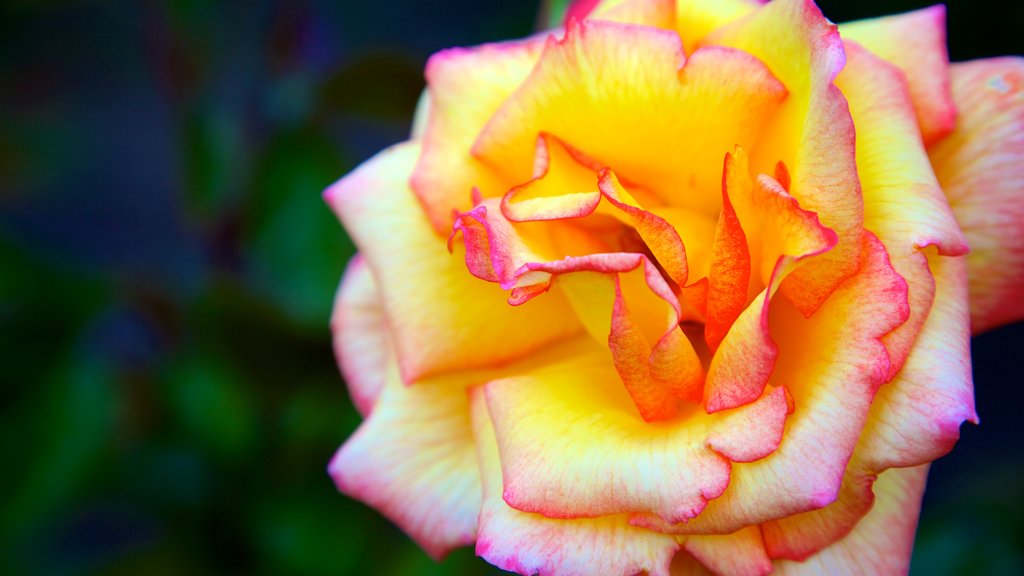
[705,0,863,316]
[474,19,787,216]
[706,385,791,463]
[599,170,690,287]
[501,134,602,223]
[772,465,929,576]
[704,174,751,352]
[519,254,703,420]
[840,5,956,145]
[330,255,388,416]
[451,198,556,289]
[836,40,968,381]
[760,461,877,561]
[703,285,777,414]
[857,254,976,470]
[413,37,544,232]
[324,142,580,383]
[609,270,705,419]
[638,232,908,535]
[484,341,732,523]
[702,151,836,414]
[328,363,480,559]
[928,57,1024,333]
[748,174,839,286]
[470,386,679,576]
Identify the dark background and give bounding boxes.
[0,0,1020,574]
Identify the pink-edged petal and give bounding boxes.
[704,175,751,352]
[703,161,837,413]
[330,255,388,416]
[522,253,703,420]
[928,57,1024,334]
[773,465,929,576]
[638,232,909,535]
[857,254,977,470]
[484,342,731,523]
[413,37,544,233]
[451,198,556,289]
[836,40,968,381]
[751,174,839,283]
[683,525,772,576]
[570,0,676,28]
[703,283,777,414]
[610,272,704,419]
[706,0,863,316]
[761,462,876,561]
[521,252,682,329]
[598,170,690,287]
[501,134,602,223]
[328,363,480,559]
[324,142,580,383]
[841,5,956,145]
[470,385,679,576]
[474,19,787,215]
[706,385,791,464]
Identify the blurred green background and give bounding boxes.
[0,0,1020,574]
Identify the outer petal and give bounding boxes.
[840,5,956,145]
[324,142,580,383]
[773,465,929,576]
[474,19,787,216]
[835,41,968,380]
[413,37,544,232]
[857,254,977,470]
[328,363,480,559]
[470,386,679,576]
[330,255,388,416]
[928,57,1024,333]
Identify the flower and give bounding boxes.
[323,0,1024,574]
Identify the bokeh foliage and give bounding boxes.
[0,1,1020,574]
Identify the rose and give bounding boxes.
[323,0,1024,574]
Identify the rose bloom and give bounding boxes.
[323,0,1024,574]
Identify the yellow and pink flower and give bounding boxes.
[324,1,1024,574]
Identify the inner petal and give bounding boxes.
[472,18,787,216]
